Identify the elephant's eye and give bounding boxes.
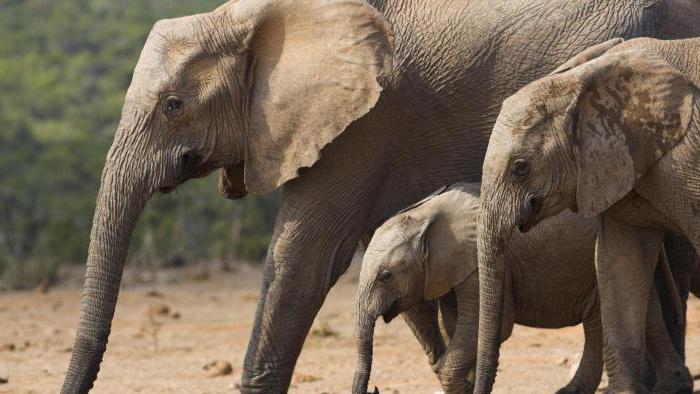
[378,270,392,283]
[511,158,529,178]
[164,96,184,118]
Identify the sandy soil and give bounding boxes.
[1,263,699,394]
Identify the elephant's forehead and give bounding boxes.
[501,75,576,128]
[367,218,419,259]
[367,226,412,255]
[501,87,550,130]
[126,17,202,104]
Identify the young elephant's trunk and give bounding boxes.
[474,192,516,394]
[353,313,377,394]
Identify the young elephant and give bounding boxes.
[476,38,700,393]
[353,183,684,394]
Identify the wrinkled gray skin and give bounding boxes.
[354,183,685,394]
[476,37,700,393]
[61,0,700,392]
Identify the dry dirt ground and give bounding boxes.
[1,263,699,394]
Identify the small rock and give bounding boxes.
[293,373,321,384]
[203,360,233,377]
[145,290,164,298]
[310,322,339,339]
[148,304,170,316]
[171,311,181,320]
[0,376,7,384]
[240,292,258,302]
[0,343,15,352]
[529,342,542,348]
[558,356,569,365]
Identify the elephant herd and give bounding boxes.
[59,0,700,393]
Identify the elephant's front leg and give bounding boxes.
[402,300,447,369]
[644,287,692,393]
[595,214,664,393]
[240,155,386,393]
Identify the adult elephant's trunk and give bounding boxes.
[353,312,377,394]
[474,193,516,394]
[62,126,152,393]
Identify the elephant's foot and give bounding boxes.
[556,377,597,394]
[652,366,692,394]
[556,387,587,394]
[603,382,650,394]
[436,368,475,394]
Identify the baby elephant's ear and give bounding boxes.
[423,218,478,300]
[549,38,624,75]
[571,50,697,217]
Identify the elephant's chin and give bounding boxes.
[382,300,401,323]
[517,194,546,233]
[517,220,538,233]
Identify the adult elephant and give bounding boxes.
[61,0,700,392]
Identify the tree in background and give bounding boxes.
[0,0,280,288]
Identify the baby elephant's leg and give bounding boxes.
[557,290,603,394]
[439,290,458,339]
[402,300,446,368]
[435,280,482,393]
[645,288,692,394]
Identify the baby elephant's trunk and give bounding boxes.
[353,313,377,394]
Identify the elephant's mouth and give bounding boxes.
[382,300,401,323]
[158,158,218,194]
[517,193,544,233]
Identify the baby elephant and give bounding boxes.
[353,183,684,394]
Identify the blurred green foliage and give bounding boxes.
[0,0,280,288]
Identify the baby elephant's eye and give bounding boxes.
[378,270,392,283]
[511,158,529,178]
[164,96,184,118]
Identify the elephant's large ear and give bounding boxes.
[227,0,393,195]
[548,38,624,75]
[570,50,697,217]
